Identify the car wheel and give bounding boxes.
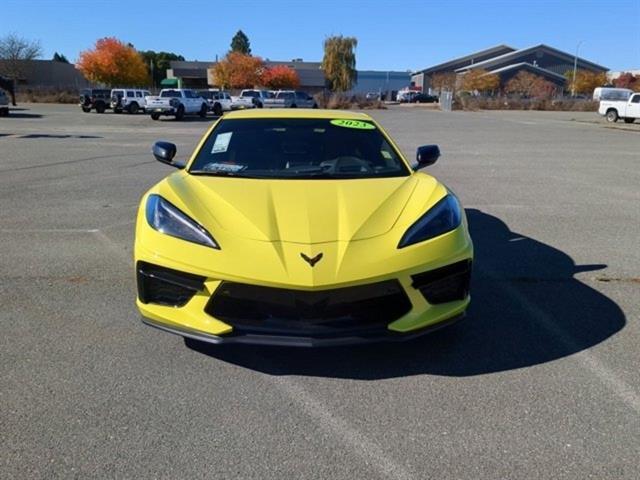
[114,108,122,114]
[623,118,635,124]
[312,103,318,109]
[606,109,618,123]
[81,106,91,113]
[128,102,139,114]
[199,104,207,118]
[290,103,297,108]
[213,103,223,116]
[95,102,106,114]
[256,101,263,108]
[150,113,160,120]
[175,105,185,121]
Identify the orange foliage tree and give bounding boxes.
[261,65,300,89]
[430,72,457,92]
[212,52,264,89]
[564,69,607,95]
[504,71,557,99]
[461,69,500,94]
[77,37,149,86]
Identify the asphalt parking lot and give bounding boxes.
[1,104,639,479]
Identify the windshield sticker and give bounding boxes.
[381,150,392,159]
[202,163,246,173]
[211,132,233,154]
[330,119,375,130]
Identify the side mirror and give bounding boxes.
[415,144,440,169]
[152,141,182,168]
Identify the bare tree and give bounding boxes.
[0,33,43,80]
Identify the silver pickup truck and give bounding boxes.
[272,90,318,108]
[145,89,208,120]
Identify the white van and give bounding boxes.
[593,87,633,102]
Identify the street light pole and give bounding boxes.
[571,40,583,97]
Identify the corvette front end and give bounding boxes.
[135,110,473,347]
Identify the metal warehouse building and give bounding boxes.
[412,44,608,91]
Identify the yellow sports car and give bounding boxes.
[135,109,472,346]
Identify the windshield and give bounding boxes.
[189,118,410,179]
[161,90,181,98]
[242,91,258,98]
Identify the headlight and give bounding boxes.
[145,195,219,249]
[398,194,462,248]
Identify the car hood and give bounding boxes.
[160,173,436,244]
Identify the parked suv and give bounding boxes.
[111,88,151,114]
[197,90,233,115]
[79,88,111,113]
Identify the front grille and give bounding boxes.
[411,260,471,304]
[206,280,412,337]
[137,261,206,307]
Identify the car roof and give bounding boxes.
[223,109,373,121]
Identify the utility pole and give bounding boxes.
[571,41,583,97]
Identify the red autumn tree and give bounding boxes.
[77,37,149,86]
[261,65,300,89]
[212,52,264,89]
[613,72,640,91]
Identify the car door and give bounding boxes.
[627,94,640,118]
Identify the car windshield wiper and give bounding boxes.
[190,170,259,178]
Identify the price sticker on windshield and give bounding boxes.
[330,119,375,130]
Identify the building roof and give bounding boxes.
[413,45,516,75]
[486,62,567,82]
[455,44,608,73]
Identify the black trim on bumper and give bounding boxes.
[141,313,464,347]
[137,261,206,307]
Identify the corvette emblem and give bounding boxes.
[300,252,323,267]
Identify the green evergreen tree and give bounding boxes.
[230,30,251,55]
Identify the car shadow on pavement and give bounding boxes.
[5,111,43,119]
[185,209,625,379]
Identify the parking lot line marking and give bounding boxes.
[83,227,415,478]
[0,228,99,233]
[91,229,132,264]
[481,267,640,415]
[269,376,416,480]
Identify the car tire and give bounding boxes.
[312,103,318,109]
[213,103,223,116]
[151,113,160,120]
[128,102,139,114]
[606,109,618,123]
[114,107,122,114]
[199,104,207,118]
[290,103,297,108]
[95,102,106,114]
[623,118,635,124]
[81,106,91,113]
[175,105,185,121]
[256,101,263,108]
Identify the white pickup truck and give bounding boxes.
[146,89,208,120]
[599,92,640,123]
